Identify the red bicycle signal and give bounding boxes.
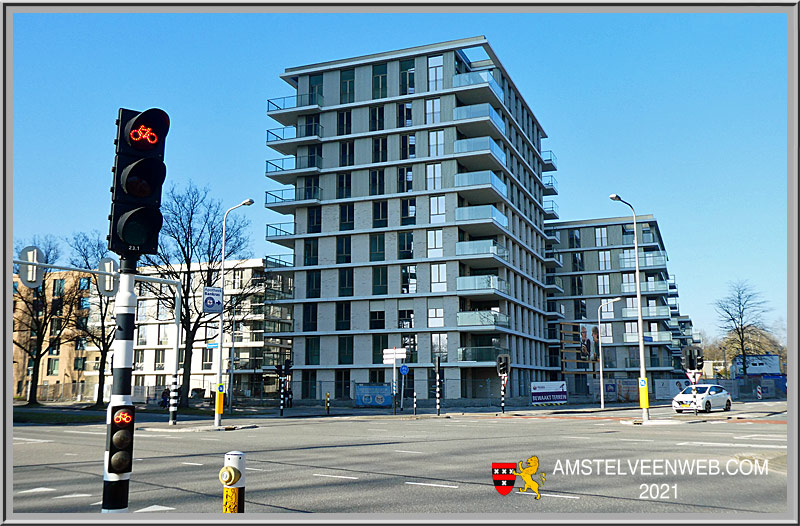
[113,410,133,425]
[130,125,158,145]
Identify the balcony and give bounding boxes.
[457,275,509,297]
[454,170,507,205]
[543,200,559,220]
[265,123,323,155]
[453,103,505,140]
[621,306,671,318]
[666,317,680,329]
[622,232,655,245]
[457,310,510,329]
[544,275,564,293]
[692,332,702,343]
[543,250,563,268]
[546,301,565,319]
[541,150,557,172]
[265,186,322,214]
[264,253,295,269]
[265,223,295,248]
[265,155,323,184]
[457,346,509,362]
[264,320,294,334]
[542,174,558,196]
[266,93,324,126]
[455,239,510,267]
[623,331,673,344]
[621,280,668,294]
[454,136,506,171]
[455,205,508,236]
[544,230,561,245]
[619,251,667,269]
[452,71,505,105]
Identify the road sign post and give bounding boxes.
[383,348,406,415]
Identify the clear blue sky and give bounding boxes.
[11,11,789,341]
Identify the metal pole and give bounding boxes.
[393,348,397,416]
[228,318,235,414]
[436,371,441,416]
[326,392,330,415]
[413,391,417,415]
[169,286,182,425]
[219,451,245,513]
[280,376,284,417]
[501,375,505,413]
[400,368,405,411]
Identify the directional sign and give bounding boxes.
[383,358,398,365]
[400,365,409,375]
[18,246,43,289]
[203,286,223,313]
[383,348,406,358]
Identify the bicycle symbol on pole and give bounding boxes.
[130,124,159,145]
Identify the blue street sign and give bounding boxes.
[400,365,409,375]
[643,336,653,342]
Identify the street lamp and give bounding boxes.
[597,297,622,410]
[609,193,649,422]
[214,198,254,427]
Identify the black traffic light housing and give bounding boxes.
[107,405,135,474]
[682,347,697,371]
[108,108,170,258]
[276,364,284,376]
[496,353,510,376]
[284,359,292,376]
[696,353,704,370]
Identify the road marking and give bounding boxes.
[563,436,592,440]
[18,488,55,494]
[313,474,359,480]
[63,430,105,435]
[90,501,102,506]
[444,424,467,427]
[593,423,606,426]
[245,467,265,471]
[734,434,786,441]
[515,492,580,499]
[405,482,458,488]
[676,441,786,449]
[181,462,204,466]
[13,437,54,443]
[367,428,387,432]
[65,453,78,456]
[394,450,424,454]
[53,494,92,499]
[619,439,654,442]
[199,438,220,441]
[135,505,175,512]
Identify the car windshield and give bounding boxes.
[681,385,709,394]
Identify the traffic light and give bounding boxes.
[284,359,293,376]
[276,364,284,376]
[696,353,704,370]
[682,347,697,371]
[496,353,510,376]
[108,108,170,258]
[107,405,135,473]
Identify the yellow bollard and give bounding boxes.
[219,451,245,513]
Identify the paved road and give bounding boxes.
[12,401,789,517]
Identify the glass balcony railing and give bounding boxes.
[455,239,509,261]
[622,232,655,245]
[264,254,294,268]
[621,281,668,293]
[457,311,510,328]
[541,150,557,169]
[544,250,563,266]
[543,174,558,193]
[265,186,322,205]
[452,71,505,103]
[622,306,671,318]
[267,93,323,112]
[619,251,667,269]
[545,230,561,244]
[457,346,509,362]
[265,223,295,238]
[545,275,563,289]
[455,170,507,197]
[454,103,505,134]
[266,122,324,142]
[455,205,508,228]
[543,200,559,216]
[457,275,509,294]
[454,136,506,165]
[264,287,294,301]
[623,331,673,343]
[266,155,322,173]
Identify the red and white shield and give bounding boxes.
[492,463,517,495]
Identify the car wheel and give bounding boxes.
[705,401,712,413]
[675,410,682,413]
[724,400,731,411]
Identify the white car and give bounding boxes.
[672,384,732,413]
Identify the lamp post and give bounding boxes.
[597,297,622,410]
[214,198,254,427]
[609,193,649,423]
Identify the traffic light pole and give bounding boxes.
[102,256,138,513]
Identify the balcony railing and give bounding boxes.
[266,155,322,173]
[267,93,323,112]
[266,122,323,142]
[264,254,294,268]
[545,275,563,289]
[452,71,505,103]
[622,232,655,244]
[544,250,563,266]
[264,287,294,301]
[541,150,557,170]
[455,170,507,197]
[265,186,322,205]
[545,230,561,244]
[454,103,505,134]
[543,200,559,217]
[542,174,558,193]
[457,311,510,328]
[454,136,506,165]
[455,204,508,228]
[621,306,671,318]
[619,251,667,269]
[455,239,509,261]
[621,281,668,293]
[623,331,673,343]
[457,275,509,294]
[457,346,509,362]
[265,223,295,238]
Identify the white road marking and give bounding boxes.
[676,441,786,449]
[53,494,92,499]
[734,434,786,441]
[199,438,220,441]
[90,501,102,506]
[181,462,204,466]
[18,488,55,494]
[593,424,606,426]
[63,430,105,435]
[313,474,359,480]
[515,492,580,499]
[245,467,265,471]
[619,439,654,442]
[405,482,458,488]
[563,436,592,440]
[444,424,467,427]
[394,450,424,454]
[135,505,175,512]
[367,428,388,432]
[13,437,54,443]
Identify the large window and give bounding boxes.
[598,250,611,271]
[425,98,440,123]
[430,195,445,223]
[399,58,415,95]
[401,265,417,293]
[372,63,387,98]
[428,130,444,156]
[307,206,322,234]
[339,203,354,231]
[597,274,610,295]
[302,303,317,332]
[373,201,388,228]
[573,299,587,320]
[52,279,65,297]
[336,302,351,331]
[306,270,321,298]
[431,332,448,363]
[306,337,320,365]
[370,311,385,330]
[373,137,388,163]
[372,334,388,364]
[370,169,385,195]
[337,110,352,135]
[337,172,351,199]
[571,276,583,296]
[335,369,351,399]
[427,229,443,257]
[600,302,615,320]
[340,69,355,104]
[398,309,415,329]
[572,252,584,272]
[568,228,581,248]
[340,141,354,166]
[426,163,442,189]
[370,233,385,261]
[401,198,416,226]
[431,263,447,292]
[401,334,418,363]
[428,308,444,328]
[336,236,351,264]
[397,102,412,128]
[370,106,385,131]
[303,239,318,266]
[398,166,413,192]
[338,336,354,365]
[398,231,414,259]
[373,266,388,295]
[401,133,416,159]
[302,370,317,399]
[47,358,59,376]
[428,55,443,91]
[338,268,354,297]
[595,227,608,247]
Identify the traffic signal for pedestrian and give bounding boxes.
[108,108,170,258]
[107,405,135,473]
[496,354,510,376]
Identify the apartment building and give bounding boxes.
[264,36,559,401]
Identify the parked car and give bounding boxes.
[672,384,732,413]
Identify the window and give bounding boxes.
[428,308,444,327]
[568,229,581,248]
[370,169,385,195]
[622,273,635,289]
[340,141,354,166]
[598,250,611,271]
[302,370,317,399]
[397,102,412,128]
[338,336,354,364]
[428,55,443,91]
[400,58,415,95]
[336,302,351,331]
[52,279,65,297]
[597,274,610,295]
[600,323,613,343]
[427,229,443,257]
[428,130,444,156]
[398,231,414,259]
[158,325,169,345]
[401,133,416,159]
[306,270,321,298]
[401,198,416,225]
[369,368,386,383]
[571,276,583,296]
[79,277,90,290]
[426,163,442,189]
[601,301,615,319]
[373,200,388,228]
[431,263,447,292]
[370,311,385,330]
[625,321,639,334]
[398,166,413,192]
[302,303,317,332]
[430,195,445,223]
[307,206,322,234]
[47,338,60,355]
[79,297,91,310]
[370,233,385,261]
[137,327,147,345]
[309,74,323,104]
[154,349,165,370]
[133,349,145,370]
[372,63,387,98]
[373,266,388,295]
[573,299,587,319]
[337,110,352,135]
[337,172,351,199]
[401,333,418,363]
[202,348,213,370]
[425,98,440,123]
[370,106,385,132]
[47,358,59,376]
[304,239,318,266]
[340,68,355,104]
[336,236,351,264]
[157,299,168,320]
[626,297,639,309]
[76,337,86,350]
[432,332,448,363]
[372,334,388,364]
[398,309,414,329]
[76,316,88,331]
[572,252,584,272]
[339,268,354,297]
[306,337,320,365]
[231,269,244,289]
[335,369,351,399]
[339,203,354,231]
[50,317,62,336]
[74,357,86,371]
[401,265,417,293]
[595,227,608,247]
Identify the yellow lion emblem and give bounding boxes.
[513,456,545,498]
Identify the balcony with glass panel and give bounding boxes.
[621,305,671,318]
[543,200,559,220]
[543,250,563,268]
[265,223,296,248]
[453,103,505,141]
[265,186,322,214]
[457,310,510,329]
[266,93,324,126]
[457,275,509,298]
[542,174,558,196]
[455,204,508,236]
[544,275,564,293]
[265,123,323,155]
[618,251,667,269]
[457,346,510,362]
[622,231,656,245]
[265,253,295,269]
[454,136,506,172]
[265,155,323,184]
[541,150,557,172]
[623,331,673,344]
[544,229,561,246]
[452,70,505,105]
[546,300,565,319]
[454,170,507,205]
[621,280,668,294]
[455,239,510,268]
[263,319,294,335]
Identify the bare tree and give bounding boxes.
[139,181,255,408]
[66,230,117,408]
[714,280,770,377]
[12,235,80,405]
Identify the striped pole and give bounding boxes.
[169,286,182,425]
[436,371,441,416]
[219,451,245,513]
[413,391,417,415]
[280,376,284,417]
[102,259,137,513]
[326,392,330,415]
[501,374,506,414]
